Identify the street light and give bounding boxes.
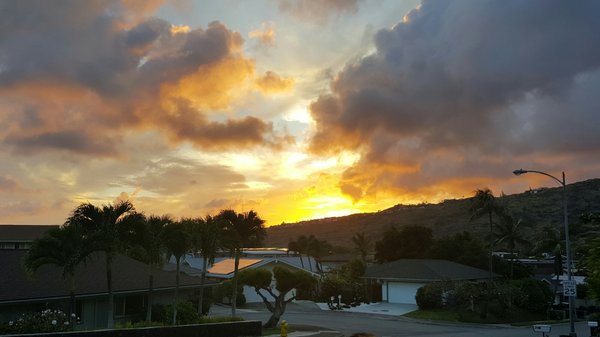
[513,169,576,337]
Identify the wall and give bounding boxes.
[3,320,262,337]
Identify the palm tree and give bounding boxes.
[352,232,372,261]
[297,235,312,271]
[287,239,304,268]
[308,236,332,272]
[163,220,190,324]
[23,223,92,324]
[494,213,529,280]
[69,200,142,328]
[470,188,499,289]
[127,214,172,322]
[217,209,266,317]
[186,215,221,314]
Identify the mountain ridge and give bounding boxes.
[265,178,600,249]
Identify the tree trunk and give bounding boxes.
[488,211,494,290]
[198,257,207,315]
[146,265,154,323]
[231,250,240,317]
[106,254,114,328]
[263,297,285,329]
[69,274,76,326]
[173,258,180,324]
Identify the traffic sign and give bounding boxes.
[563,279,577,297]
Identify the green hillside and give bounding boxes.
[265,178,600,250]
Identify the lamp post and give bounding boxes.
[513,169,575,337]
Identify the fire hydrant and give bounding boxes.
[280,320,288,337]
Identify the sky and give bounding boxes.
[1,0,600,227]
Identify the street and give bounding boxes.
[211,302,592,337]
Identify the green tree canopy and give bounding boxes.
[239,266,316,328]
[374,225,433,263]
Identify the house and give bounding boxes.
[363,259,490,305]
[169,252,320,303]
[0,225,58,250]
[0,250,216,329]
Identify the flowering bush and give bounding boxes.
[2,309,74,334]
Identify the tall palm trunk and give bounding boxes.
[488,211,494,289]
[146,264,154,323]
[69,274,76,326]
[106,254,114,328]
[231,249,240,317]
[198,257,207,314]
[173,258,180,324]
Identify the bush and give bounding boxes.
[416,283,444,310]
[152,301,200,325]
[214,280,246,306]
[1,309,73,334]
[510,279,553,312]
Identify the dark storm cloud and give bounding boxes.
[309,0,600,199]
[0,0,277,156]
[5,130,118,156]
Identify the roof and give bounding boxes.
[208,258,263,275]
[0,250,215,304]
[0,225,58,242]
[168,255,321,278]
[363,259,490,282]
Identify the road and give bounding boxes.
[211,303,592,337]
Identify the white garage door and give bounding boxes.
[386,282,425,304]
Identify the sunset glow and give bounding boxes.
[1,1,600,227]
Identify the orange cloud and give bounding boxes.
[248,22,276,46]
[254,71,295,94]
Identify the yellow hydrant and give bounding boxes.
[280,320,288,337]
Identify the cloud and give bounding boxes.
[254,71,295,94]
[0,1,282,156]
[278,0,361,23]
[309,0,600,201]
[0,176,20,192]
[249,22,276,47]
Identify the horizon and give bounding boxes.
[2,1,600,227]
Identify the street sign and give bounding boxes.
[563,279,577,297]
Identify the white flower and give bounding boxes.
[64,321,69,325]
[71,313,76,318]
[8,321,13,326]
[51,320,57,325]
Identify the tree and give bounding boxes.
[287,239,304,268]
[374,225,433,263]
[69,201,141,328]
[239,266,316,328]
[493,213,530,280]
[308,235,332,271]
[470,188,500,289]
[217,209,266,317]
[127,214,171,322]
[163,220,189,324]
[186,215,222,314]
[429,231,487,268]
[23,223,92,324]
[351,232,372,261]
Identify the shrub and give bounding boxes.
[416,283,444,310]
[1,309,73,334]
[510,279,553,312]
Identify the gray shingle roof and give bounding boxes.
[364,259,490,282]
[0,225,58,241]
[0,250,215,303]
